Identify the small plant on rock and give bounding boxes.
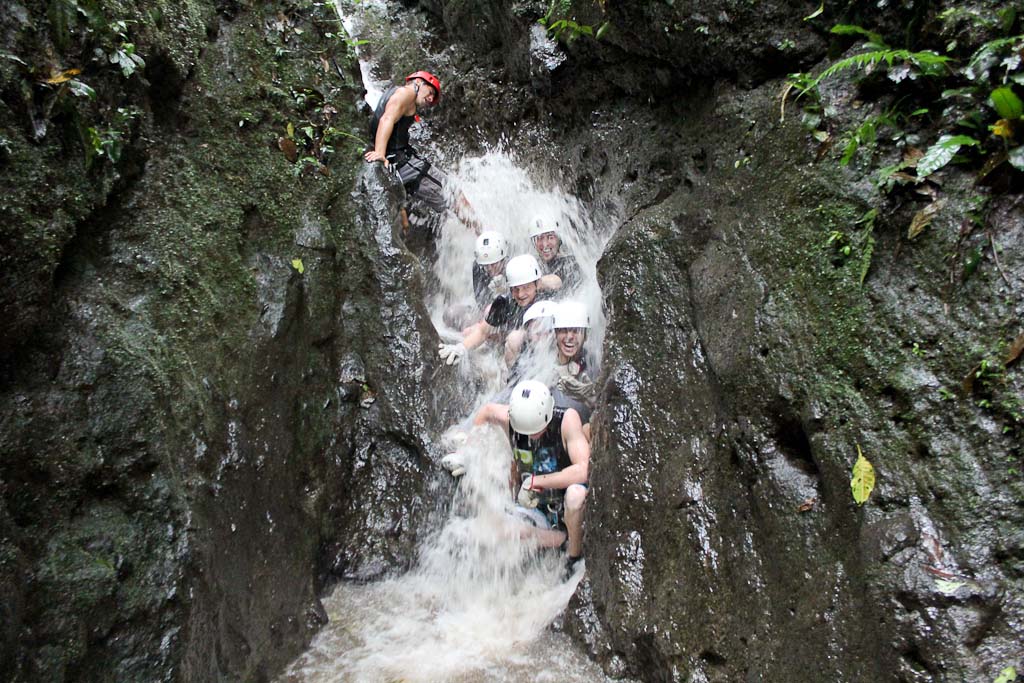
[540,0,610,44]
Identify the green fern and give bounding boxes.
[857,209,878,286]
[830,24,887,49]
[800,49,951,95]
[965,35,1024,82]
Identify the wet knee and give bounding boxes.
[565,484,588,513]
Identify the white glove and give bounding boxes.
[557,374,592,396]
[517,473,541,508]
[487,275,508,296]
[441,452,466,477]
[437,342,466,365]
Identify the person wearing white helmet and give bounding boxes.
[504,299,558,377]
[530,216,582,293]
[472,231,510,307]
[438,254,548,366]
[551,301,598,425]
[442,230,510,331]
[456,380,589,575]
[521,299,558,346]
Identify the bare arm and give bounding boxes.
[473,402,510,428]
[364,87,415,163]
[461,319,495,351]
[470,402,516,492]
[538,274,562,291]
[531,409,589,490]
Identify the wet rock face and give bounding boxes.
[1,2,451,681]
[427,0,1023,680]
[571,85,1022,683]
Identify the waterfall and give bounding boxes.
[278,3,619,681]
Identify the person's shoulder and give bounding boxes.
[386,84,415,107]
[559,408,587,438]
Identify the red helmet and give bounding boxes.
[405,70,441,101]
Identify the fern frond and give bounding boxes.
[800,49,951,95]
[830,24,887,50]
[966,34,1024,73]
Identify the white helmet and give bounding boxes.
[523,300,558,325]
[505,254,541,287]
[474,231,507,265]
[508,380,554,434]
[554,301,590,329]
[529,215,559,239]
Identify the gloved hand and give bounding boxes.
[441,452,466,477]
[487,275,508,296]
[437,342,466,365]
[557,374,593,397]
[517,473,541,508]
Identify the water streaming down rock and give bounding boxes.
[284,3,622,679]
[279,152,623,681]
[334,0,390,108]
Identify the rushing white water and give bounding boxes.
[432,153,607,351]
[334,0,391,108]
[279,3,620,681]
[280,426,602,682]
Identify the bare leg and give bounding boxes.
[564,484,588,557]
[520,526,567,548]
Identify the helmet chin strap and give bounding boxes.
[411,81,424,115]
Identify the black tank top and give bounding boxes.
[510,408,570,477]
[369,86,415,157]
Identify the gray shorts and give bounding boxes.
[395,155,448,214]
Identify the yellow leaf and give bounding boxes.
[851,445,875,505]
[989,119,1014,139]
[43,68,82,84]
[907,198,946,240]
[291,258,304,274]
[286,122,295,139]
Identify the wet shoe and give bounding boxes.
[563,555,583,581]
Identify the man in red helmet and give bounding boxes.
[364,71,478,231]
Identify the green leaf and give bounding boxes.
[804,3,824,21]
[291,258,304,274]
[994,667,1018,683]
[1,51,28,65]
[990,86,1023,120]
[859,234,875,285]
[830,24,886,49]
[934,579,965,595]
[964,247,982,278]
[851,445,875,505]
[917,134,980,178]
[595,21,610,40]
[1008,145,1024,171]
[67,79,96,99]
